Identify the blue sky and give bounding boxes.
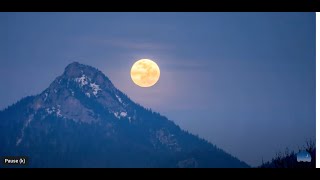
[0,12,315,166]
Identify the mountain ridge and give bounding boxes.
[0,62,250,168]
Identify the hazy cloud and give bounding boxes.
[81,37,173,51]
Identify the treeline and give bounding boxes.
[259,140,315,168]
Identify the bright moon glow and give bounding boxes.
[130,59,160,87]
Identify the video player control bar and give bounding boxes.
[1,156,28,166]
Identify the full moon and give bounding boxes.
[130,59,160,87]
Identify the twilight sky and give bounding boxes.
[0,12,315,166]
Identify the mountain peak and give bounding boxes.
[36,62,128,124]
[67,61,81,67]
[64,62,96,78]
[65,61,83,71]
[62,62,113,88]
[0,62,250,168]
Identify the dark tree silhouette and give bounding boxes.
[259,139,315,168]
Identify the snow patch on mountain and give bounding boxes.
[90,83,101,96]
[46,107,55,114]
[116,95,123,103]
[44,92,48,101]
[113,111,128,119]
[56,108,62,118]
[155,129,181,152]
[46,106,63,118]
[74,74,101,97]
[120,112,127,117]
[113,112,119,119]
[16,114,34,146]
[75,74,89,87]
